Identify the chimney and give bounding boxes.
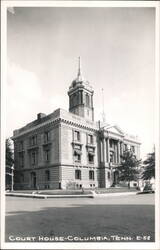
[37,113,46,120]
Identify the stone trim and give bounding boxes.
[15,163,99,172]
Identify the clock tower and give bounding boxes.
[68,58,94,121]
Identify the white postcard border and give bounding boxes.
[1,1,160,250]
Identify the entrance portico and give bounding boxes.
[99,125,125,188]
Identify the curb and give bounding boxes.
[93,191,137,197]
[6,190,154,199]
[5,192,94,199]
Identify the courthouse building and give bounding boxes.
[12,61,140,190]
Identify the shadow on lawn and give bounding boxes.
[5,204,155,242]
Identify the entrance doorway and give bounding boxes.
[113,171,119,186]
[31,172,36,189]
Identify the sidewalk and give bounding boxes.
[6,190,140,199]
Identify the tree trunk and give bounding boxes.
[128,182,130,189]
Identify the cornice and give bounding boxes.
[124,137,141,145]
[12,118,61,140]
[60,118,98,132]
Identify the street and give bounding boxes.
[5,193,155,242]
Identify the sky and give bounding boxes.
[7,7,155,159]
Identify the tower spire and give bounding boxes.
[77,56,82,81]
[78,56,81,76]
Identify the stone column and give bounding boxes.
[91,95,93,107]
[137,145,140,160]
[120,141,123,156]
[117,140,120,163]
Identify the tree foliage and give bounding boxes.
[142,151,155,180]
[118,150,141,188]
[6,138,14,166]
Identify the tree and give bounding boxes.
[6,138,14,166]
[118,150,141,189]
[6,138,14,190]
[142,151,155,180]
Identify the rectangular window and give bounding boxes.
[74,131,80,141]
[30,135,37,146]
[73,145,82,163]
[19,141,24,151]
[88,134,93,144]
[19,152,24,167]
[44,131,50,143]
[88,153,94,164]
[45,170,50,181]
[31,152,36,165]
[87,147,95,164]
[89,170,94,180]
[44,149,50,162]
[74,152,81,162]
[75,170,81,180]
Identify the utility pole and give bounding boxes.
[11,165,14,191]
[102,88,106,123]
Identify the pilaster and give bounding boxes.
[106,138,110,163]
[102,138,106,163]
